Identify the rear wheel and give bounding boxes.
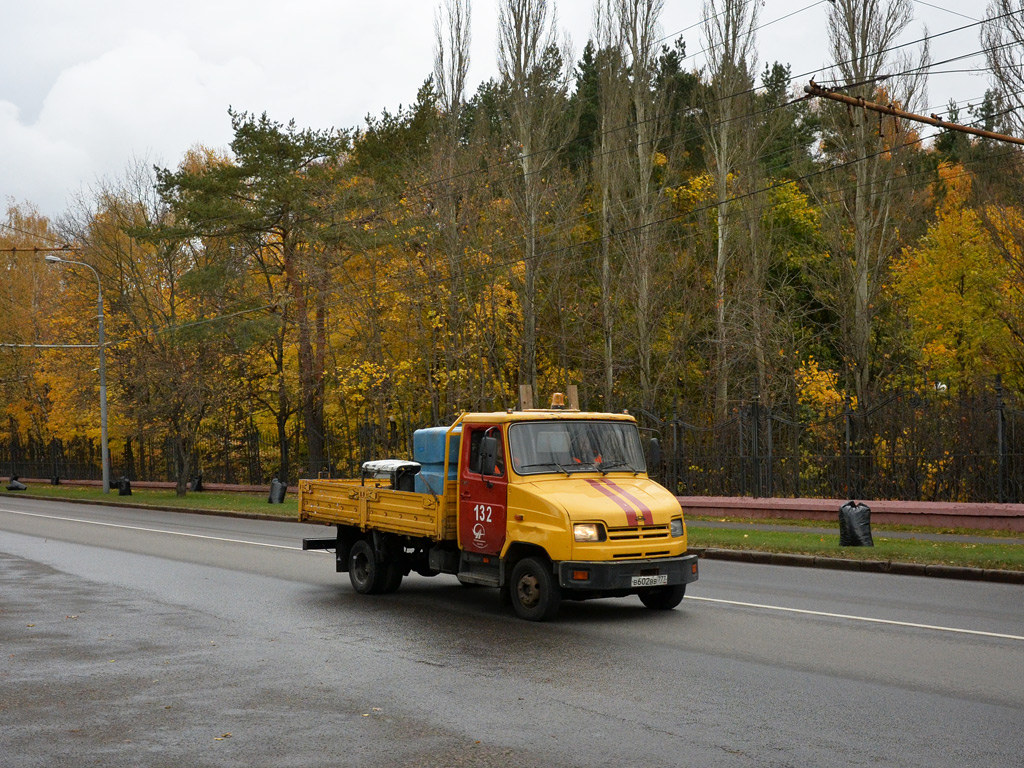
[381,564,404,594]
[638,584,686,610]
[348,540,385,594]
[509,557,561,621]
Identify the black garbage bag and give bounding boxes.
[6,475,27,491]
[839,500,873,546]
[117,477,132,496]
[190,474,203,493]
[268,477,287,504]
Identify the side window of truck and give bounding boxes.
[468,428,504,476]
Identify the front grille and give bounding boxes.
[613,550,672,559]
[607,524,671,542]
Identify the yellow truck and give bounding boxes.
[299,398,698,621]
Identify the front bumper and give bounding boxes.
[557,553,699,591]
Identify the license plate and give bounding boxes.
[631,575,668,587]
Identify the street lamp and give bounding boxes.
[45,253,111,494]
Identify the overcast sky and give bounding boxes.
[0,0,993,220]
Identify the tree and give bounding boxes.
[61,161,247,495]
[0,205,74,450]
[617,0,671,413]
[429,0,478,418]
[156,111,348,480]
[585,3,629,407]
[496,0,576,394]
[893,166,1014,388]
[983,0,1024,137]
[813,0,928,408]
[700,0,760,418]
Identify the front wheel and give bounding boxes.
[509,557,561,621]
[638,584,686,610]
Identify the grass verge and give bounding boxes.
[3,484,297,518]
[689,527,1024,571]
[688,513,1023,539]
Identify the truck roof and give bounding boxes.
[460,410,637,425]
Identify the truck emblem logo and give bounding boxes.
[472,522,487,548]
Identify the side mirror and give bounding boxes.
[649,438,661,471]
[479,435,499,475]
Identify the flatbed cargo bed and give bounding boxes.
[298,478,458,541]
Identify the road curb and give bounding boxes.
[7,493,1024,584]
[690,547,1024,584]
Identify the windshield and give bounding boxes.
[508,420,647,475]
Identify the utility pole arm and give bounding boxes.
[803,80,1024,147]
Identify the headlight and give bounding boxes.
[574,523,605,542]
[670,518,684,537]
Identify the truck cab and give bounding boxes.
[299,404,698,621]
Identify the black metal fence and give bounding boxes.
[0,421,400,487]
[640,384,1024,504]
[0,429,278,487]
[3,384,1022,503]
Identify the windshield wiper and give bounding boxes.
[518,462,571,476]
[597,459,636,475]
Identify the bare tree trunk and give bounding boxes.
[434,0,473,411]
[701,0,759,420]
[817,0,926,408]
[589,2,627,409]
[616,0,666,413]
[497,0,574,394]
[983,0,1024,136]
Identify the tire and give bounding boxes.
[638,584,686,610]
[509,557,561,621]
[348,539,385,595]
[381,564,404,594]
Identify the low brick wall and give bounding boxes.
[678,496,1024,532]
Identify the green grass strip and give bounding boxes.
[4,485,297,518]
[689,527,1024,571]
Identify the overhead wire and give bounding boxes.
[40,72,1023,352]
[109,3,1014,258]
[95,94,1024,354]
[912,0,980,23]
[332,6,1020,246]
[8,9,1024,348]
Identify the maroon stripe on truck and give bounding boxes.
[603,480,653,525]
[585,479,638,525]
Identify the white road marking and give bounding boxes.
[3,506,1021,640]
[686,595,1024,641]
[0,507,309,552]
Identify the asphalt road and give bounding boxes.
[1,497,1022,768]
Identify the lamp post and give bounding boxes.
[45,254,110,493]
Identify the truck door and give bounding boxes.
[458,424,508,555]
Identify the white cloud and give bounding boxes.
[0,0,990,220]
[0,100,92,213]
[37,30,262,168]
